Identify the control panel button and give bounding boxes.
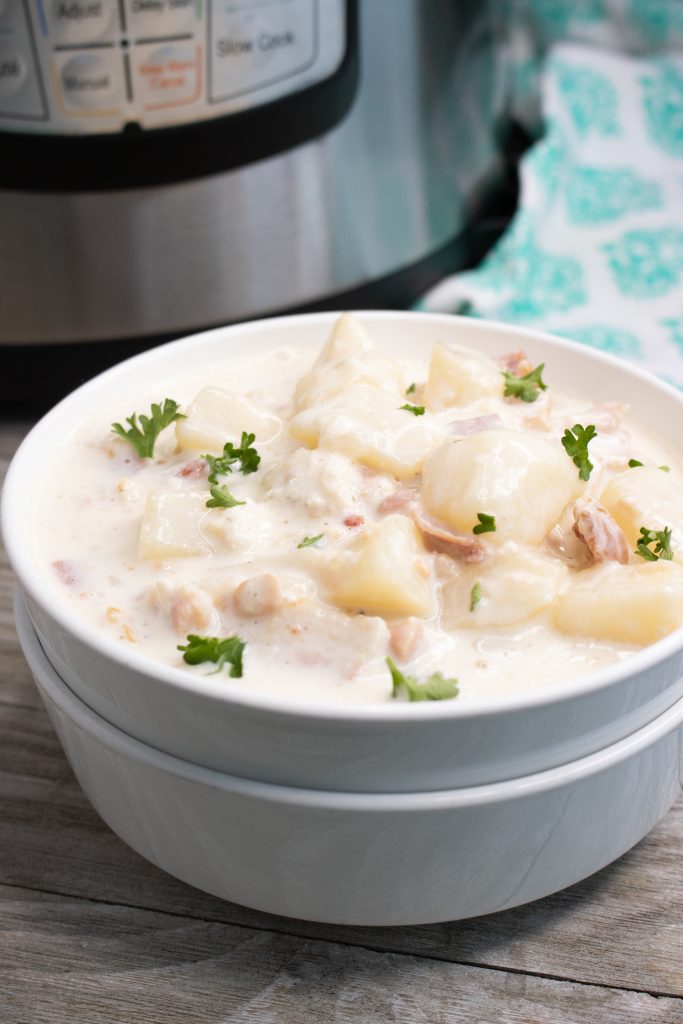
[0,48,28,98]
[58,51,123,110]
[133,42,199,107]
[210,0,316,103]
[127,0,197,38]
[0,4,47,120]
[48,0,118,46]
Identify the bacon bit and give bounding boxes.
[411,507,486,563]
[177,459,208,479]
[377,490,418,514]
[389,618,423,660]
[52,560,79,587]
[572,497,630,565]
[120,624,137,644]
[448,414,503,437]
[587,402,629,434]
[234,574,282,618]
[378,491,486,562]
[106,606,121,624]
[343,514,365,528]
[498,349,533,377]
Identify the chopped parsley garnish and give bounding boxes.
[628,459,670,472]
[386,657,459,702]
[203,431,260,483]
[561,423,597,481]
[178,634,246,677]
[635,526,674,562]
[502,364,547,403]
[297,534,324,549]
[472,512,496,535]
[470,582,482,612]
[399,403,426,416]
[406,382,417,395]
[206,483,246,509]
[112,398,185,459]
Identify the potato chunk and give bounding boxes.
[442,546,566,629]
[425,342,504,411]
[421,430,583,545]
[318,515,434,618]
[138,491,211,559]
[290,385,443,480]
[599,467,683,552]
[176,387,281,453]
[553,560,683,645]
[314,312,374,365]
[293,351,404,412]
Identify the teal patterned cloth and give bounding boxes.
[420,1,683,387]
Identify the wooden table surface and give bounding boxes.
[1,420,682,1024]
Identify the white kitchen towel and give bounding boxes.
[421,11,683,388]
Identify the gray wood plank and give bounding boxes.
[1,704,682,998]
[1,885,681,1024]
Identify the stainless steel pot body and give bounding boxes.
[0,0,509,344]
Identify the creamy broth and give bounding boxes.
[35,316,683,704]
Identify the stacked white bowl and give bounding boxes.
[4,312,683,926]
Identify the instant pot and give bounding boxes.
[0,0,517,408]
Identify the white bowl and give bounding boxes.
[5,311,683,792]
[15,590,683,926]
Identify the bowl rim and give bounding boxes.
[5,309,683,723]
[16,588,683,809]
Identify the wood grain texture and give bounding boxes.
[1,420,682,1021]
[2,885,682,1024]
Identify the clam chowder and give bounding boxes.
[36,315,683,704]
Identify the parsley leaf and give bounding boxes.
[628,459,644,468]
[203,431,260,483]
[406,382,417,395]
[502,364,547,403]
[470,582,482,612]
[399,403,426,416]
[472,512,496,535]
[660,465,671,473]
[206,483,246,509]
[561,423,597,481]
[178,634,246,677]
[297,534,324,549]
[112,398,185,459]
[386,657,459,702]
[635,526,674,562]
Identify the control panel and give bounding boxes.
[0,0,346,133]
